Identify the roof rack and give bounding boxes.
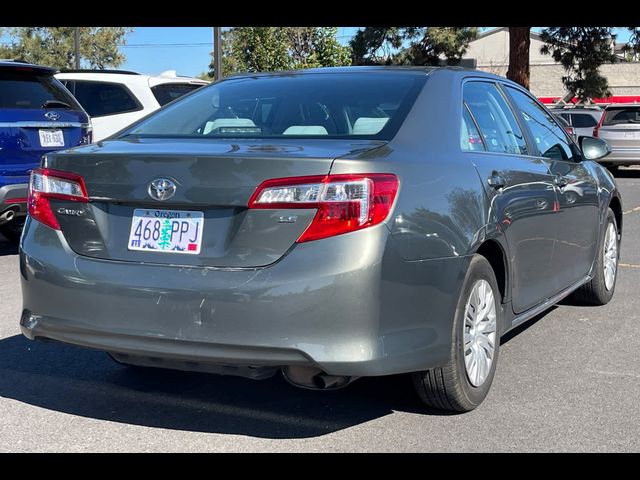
[58,69,140,75]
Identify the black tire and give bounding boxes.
[412,254,501,412]
[0,221,24,243]
[570,208,619,306]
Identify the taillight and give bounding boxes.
[594,113,605,137]
[248,174,399,243]
[28,168,89,230]
[79,123,93,145]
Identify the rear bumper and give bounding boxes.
[600,149,640,166]
[19,218,467,377]
[0,183,28,219]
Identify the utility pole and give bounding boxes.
[213,27,222,81]
[74,27,80,69]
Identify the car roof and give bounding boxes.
[55,70,208,85]
[603,103,640,108]
[222,65,507,83]
[0,60,56,74]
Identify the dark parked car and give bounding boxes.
[0,61,91,242]
[19,67,621,412]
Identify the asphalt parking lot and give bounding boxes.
[1,169,639,452]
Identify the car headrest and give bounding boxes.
[282,125,328,135]
[352,117,389,135]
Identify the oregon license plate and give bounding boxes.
[127,209,204,254]
[39,129,64,147]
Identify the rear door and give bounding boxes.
[463,80,560,315]
[0,68,89,183]
[503,86,599,293]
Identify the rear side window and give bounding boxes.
[151,83,204,106]
[0,72,81,110]
[125,73,427,140]
[602,107,640,126]
[461,105,485,151]
[463,81,527,155]
[569,113,598,128]
[70,81,141,117]
[505,86,575,162]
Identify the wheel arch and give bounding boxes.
[474,238,509,305]
[609,194,622,235]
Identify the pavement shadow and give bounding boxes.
[0,236,18,256]
[611,167,640,178]
[0,334,440,439]
[500,306,557,345]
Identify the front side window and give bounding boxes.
[124,73,427,140]
[463,81,527,155]
[505,86,575,162]
[71,81,141,117]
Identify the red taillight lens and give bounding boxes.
[28,168,89,230]
[248,174,399,243]
[594,113,605,137]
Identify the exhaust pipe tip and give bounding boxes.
[0,209,16,225]
[282,366,357,391]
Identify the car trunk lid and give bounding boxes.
[44,137,386,268]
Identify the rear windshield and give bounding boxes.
[603,106,640,126]
[124,72,427,140]
[151,83,204,106]
[569,113,599,128]
[0,71,81,110]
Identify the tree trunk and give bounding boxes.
[507,27,531,90]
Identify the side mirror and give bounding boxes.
[580,136,612,161]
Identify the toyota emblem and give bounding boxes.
[148,178,177,201]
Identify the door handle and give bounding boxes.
[554,175,569,188]
[487,174,507,190]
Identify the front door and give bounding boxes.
[463,80,561,315]
[503,85,600,293]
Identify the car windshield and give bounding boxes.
[124,72,427,140]
[0,71,81,110]
[603,106,640,126]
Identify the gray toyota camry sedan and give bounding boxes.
[20,67,622,412]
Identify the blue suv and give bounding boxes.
[0,61,91,242]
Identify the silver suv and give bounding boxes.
[594,104,640,171]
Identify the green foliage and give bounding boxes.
[0,27,132,69]
[350,27,478,66]
[540,27,618,101]
[208,27,351,78]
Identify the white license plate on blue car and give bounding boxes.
[127,209,204,254]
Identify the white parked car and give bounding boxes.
[56,70,209,141]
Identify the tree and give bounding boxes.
[350,27,478,66]
[540,27,618,101]
[286,27,350,68]
[207,27,351,78]
[0,27,132,69]
[506,27,531,89]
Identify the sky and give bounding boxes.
[2,27,634,77]
[117,27,360,77]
